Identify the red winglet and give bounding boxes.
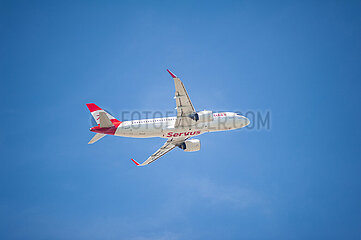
[167,69,177,78]
[131,158,140,166]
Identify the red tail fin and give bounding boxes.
[86,103,121,125]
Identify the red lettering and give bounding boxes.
[167,131,201,137]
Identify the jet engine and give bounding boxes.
[189,110,214,122]
[179,139,201,152]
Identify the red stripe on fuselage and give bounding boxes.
[90,122,121,135]
[110,119,121,124]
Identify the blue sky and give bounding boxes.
[1,0,361,239]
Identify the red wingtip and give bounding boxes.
[86,103,102,113]
[167,69,177,78]
[131,158,140,166]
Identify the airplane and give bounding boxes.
[86,69,250,166]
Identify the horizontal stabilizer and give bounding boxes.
[88,133,106,144]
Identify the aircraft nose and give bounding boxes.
[237,116,250,128]
[245,117,250,126]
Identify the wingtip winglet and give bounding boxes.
[167,69,177,78]
[131,158,140,166]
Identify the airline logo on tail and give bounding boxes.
[86,103,121,125]
[86,103,122,141]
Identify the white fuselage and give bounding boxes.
[115,112,250,139]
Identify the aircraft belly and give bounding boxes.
[116,123,164,138]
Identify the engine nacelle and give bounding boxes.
[189,110,214,122]
[179,139,201,152]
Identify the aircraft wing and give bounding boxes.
[131,138,188,166]
[88,133,106,144]
[167,69,196,128]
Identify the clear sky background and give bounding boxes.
[2,0,361,239]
